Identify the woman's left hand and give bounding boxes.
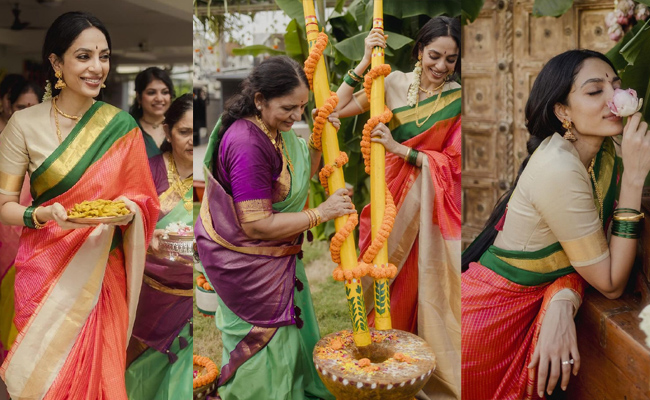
[113,196,138,225]
[371,123,400,155]
[311,108,342,131]
[528,300,580,397]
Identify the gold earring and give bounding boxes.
[54,70,66,90]
[101,83,106,89]
[562,119,577,142]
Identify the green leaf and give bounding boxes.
[461,0,485,24]
[532,0,574,17]
[356,285,362,294]
[386,32,414,51]
[335,0,346,13]
[620,19,650,66]
[231,45,285,57]
[276,0,306,27]
[606,23,643,71]
[345,287,351,297]
[384,0,461,18]
[334,31,413,62]
[284,19,308,61]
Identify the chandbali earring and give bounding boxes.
[54,70,66,90]
[562,119,577,142]
[101,83,106,89]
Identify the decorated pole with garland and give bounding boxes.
[367,0,394,331]
[302,0,371,347]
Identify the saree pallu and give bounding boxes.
[196,121,333,399]
[0,102,159,400]
[0,175,29,364]
[461,139,619,400]
[360,88,462,399]
[125,154,193,400]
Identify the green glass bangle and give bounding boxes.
[407,148,419,165]
[613,207,641,214]
[343,74,358,87]
[23,206,36,229]
[348,69,363,81]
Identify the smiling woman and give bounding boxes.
[0,11,159,400]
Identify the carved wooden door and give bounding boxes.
[462,0,614,248]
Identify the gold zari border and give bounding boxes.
[32,105,121,197]
[0,171,23,195]
[560,229,609,267]
[235,199,273,224]
[496,250,571,273]
[143,274,193,297]
[200,198,300,257]
[390,89,461,129]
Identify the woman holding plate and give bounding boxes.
[0,11,158,399]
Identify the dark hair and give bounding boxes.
[9,80,44,107]
[42,12,112,98]
[160,93,192,153]
[129,67,176,120]
[217,56,309,139]
[462,49,617,270]
[0,74,25,98]
[412,16,461,80]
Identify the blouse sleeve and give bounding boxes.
[0,116,29,196]
[531,159,609,267]
[221,129,275,224]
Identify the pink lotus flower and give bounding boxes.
[617,0,635,17]
[608,24,624,41]
[615,9,629,25]
[607,88,643,117]
[636,3,650,21]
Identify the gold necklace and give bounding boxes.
[52,96,82,121]
[418,80,446,97]
[588,157,604,222]
[167,153,193,213]
[415,82,445,128]
[254,115,294,173]
[142,117,163,129]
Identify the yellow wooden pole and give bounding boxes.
[369,0,392,331]
[302,0,371,347]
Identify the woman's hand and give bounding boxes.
[317,188,355,222]
[113,196,138,225]
[311,109,341,131]
[621,112,650,185]
[528,300,580,397]
[371,123,401,155]
[363,29,387,65]
[47,203,89,230]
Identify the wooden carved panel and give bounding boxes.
[462,0,616,248]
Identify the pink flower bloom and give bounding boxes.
[615,9,629,25]
[636,3,650,21]
[617,0,635,17]
[607,88,643,117]
[608,24,624,41]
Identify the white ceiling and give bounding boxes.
[0,0,193,67]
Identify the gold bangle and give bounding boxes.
[613,213,645,222]
[304,209,314,229]
[311,208,321,225]
[32,206,46,229]
[403,147,411,161]
[308,136,319,151]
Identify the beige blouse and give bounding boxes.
[0,100,60,195]
[494,133,610,268]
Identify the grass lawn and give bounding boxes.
[193,210,352,366]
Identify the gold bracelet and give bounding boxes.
[403,147,411,161]
[311,208,321,226]
[32,206,46,229]
[304,209,317,229]
[613,213,645,222]
[304,209,313,229]
[308,136,319,151]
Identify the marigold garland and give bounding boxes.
[363,64,391,101]
[319,151,349,193]
[360,106,393,174]
[193,355,219,388]
[310,93,338,151]
[304,31,329,90]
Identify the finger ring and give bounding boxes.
[561,359,574,365]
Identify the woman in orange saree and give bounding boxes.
[336,16,461,399]
[0,12,158,399]
[461,50,650,399]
